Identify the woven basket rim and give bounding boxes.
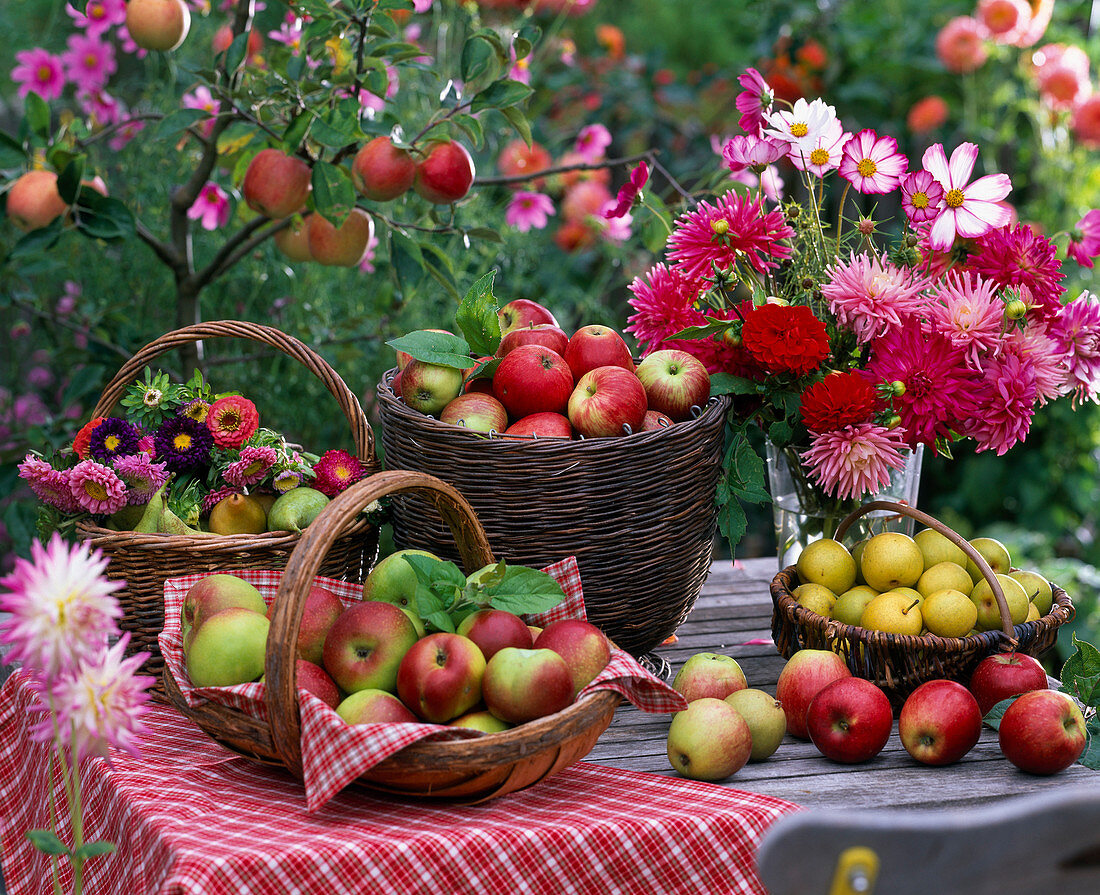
[75,514,375,551]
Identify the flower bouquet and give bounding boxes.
[626,67,1100,563]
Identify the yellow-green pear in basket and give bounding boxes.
[160,505,217,537]
[1010,569,1054,617]
[266,486,330,533]
[970,573,1030,630]
[208,492,267,535]
[859,532,924,592]
[916,561,973,599]
[913,527,968,570]
[860,591,923,636]
[132,484,167,533]
[792,583,837,617]
[795,539,856,595]
[831,585,879,627]
[965,536,1012,584]
[107,502,148,531]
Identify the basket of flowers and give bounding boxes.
[770,500,1074,704]
[18,320,381,685]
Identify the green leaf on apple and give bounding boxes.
[386,330,477,369]
[455,270,502,356]
[311,162,357,227]
[1060,634,1100,710]
[483,565,565,616]
[980,696,1018,730]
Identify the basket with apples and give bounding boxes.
[376,275,729,658]
[770,501,1074,704]
[161,469,628,803]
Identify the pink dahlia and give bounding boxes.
[802,423,908,500]
[864,320,982,449]
[667,191,794,279]
[935,16,990,74]
[926,271,1005,369]
[1002,320,1068,406]
[626,263,708,349]
[922,142,1012,251]
[1049,291,1100,405]
[735,67,774,135]
[838,130,908,195]
[965,353,1037,455]
[312,449,365,497]
[19,456,81,515]
[222,445,278,489]
[69,459,128,515]
[1066,209,1100,269]
[964,223,1065,319]
[821,252,928,344]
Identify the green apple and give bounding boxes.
[336,688,419,724]
[965,536,1012,584]
[914,527,968,569]
[266,486,330,533]
[450,709,513,733]
[916,561,973,599]
[181,574,267,651]
[795,539,856,595]
[185,607,270,687]
[725,688,787,761]
[859,532,924,592]
[362,548,440,613]
[666,697,753,781]
[1010,569,1053,617]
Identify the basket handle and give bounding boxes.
[835,500,1017,644]
[264,470,497,777]
[90,320,376,466]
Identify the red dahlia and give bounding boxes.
[801,372,881,433]
[741,303,829,376]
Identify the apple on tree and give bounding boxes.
[806,677,893,763]
[5,170,68,232]
[567,366,648,438]
[898,679,983,765]
[125,0,191,52]
[672,652,748,702]
[352,136,417,202]
[634,349,711,421]
[481,647,574,724]
[307,208,375,267]
[396,632,487,723]
[968,652,1049,716]
[497,298,558,335]
[998,689,1087,775]
[493,345,574,418]
[666,697,753,782]
[241,149,311,220]
[562,325,635,380]
[273,216,313,262]
[414,140,476,205]
[322,600,421,694]
[775,648,852,740]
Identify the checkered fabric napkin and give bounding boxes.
[0,670,797,895]
[160,556,688,810]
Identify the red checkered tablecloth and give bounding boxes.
[0,669,799,895]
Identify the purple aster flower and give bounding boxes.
[153,415,213,473]
[88,417,141,464]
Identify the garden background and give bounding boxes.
[1,0,1098,660]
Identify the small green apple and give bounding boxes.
[362,548,440,613]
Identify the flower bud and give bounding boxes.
[890,380,906,397]
[711,219,730,236]
[884,413,902,429]
[721,329,743,348]
[1004,298,1027,320]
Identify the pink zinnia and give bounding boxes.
[821,252,928,344]
[11,48,66,101]
[312,449,365,497]
[667,191,794,279]
[1049,291,1100,405]
[187,182,231,231]
[802,424,908,501]
[966,353,1037,455]
[1066,209,1100,269]
[922,142,1012,251]
[723,136,787,174]
[864,320,982,449]
[69,459,128,515]
[206,395,260,449]
[18,455,81,514]
[900,170,944,224]
[964,223,1064,319]
[222,445,278,488]
[506,191,555,232]
[61,33,116,91]
[926,271,1005,369]
[735,67,774,135]
[574,124,612,163]
[838,130,908,195]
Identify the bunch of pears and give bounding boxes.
[792,528,1053,639]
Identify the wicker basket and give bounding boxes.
[770,500,1074,704]
[162,469,621,803]
[76,321,381,688]
[377,370,729,657]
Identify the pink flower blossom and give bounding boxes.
[921,142,1012,251]
[788,124,850,178]
[78,88,124,128]
[11,48,66,101]
[900,170,944,224]
[838,129,908,195]
[62,33,116,91]
[935,16,989,74]
[966,353,1037,454]
[723,135,788,174]
[116,26,147,59]
[187,182,231,230]
[1072,95,1100,149]
[18,455,81,514]
[574,124,612,163]
[112,453,169,504]
[1067,210,1100,268]
[506,191,555,232]
[412,0,433,10]
[357,230,380,274]
[977,0,1030,43]
[735,68,774,136]
[821,252,928,344]
[596,199,632,242]
[1050,291,1100,404]
[222,445,278,488]
[626,263,708,349]
[56,280,81,317]
[312,449,365,497]
[926,271,1004,369]
[765,98,839,156]
[802,423,908,500]
[108,119,145,151]
[1002,320,1068,406]
[965,223,1064,318]
[604,162,648,219]
[69,459,128,515]
[182,84,219,137]
[1033,44,1090,110]
[66,0,126,37]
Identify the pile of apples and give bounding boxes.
[791,528,1054,639]
[179,551,612,733]
[392,297,712,440]
[663,647,1087,780]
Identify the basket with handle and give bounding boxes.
[162,469,621,803]
[770,500,1074,704]
[75,320,381,688]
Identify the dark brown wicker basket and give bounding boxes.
[770,500,1074,704]
[377,370,729,657]
[163,469,621,803]
[76,321,381,689]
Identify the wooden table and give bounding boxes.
[587,557,1100,810]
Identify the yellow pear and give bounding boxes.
[913,527,968,569]
[1010,569,1053,617]
[831,585,880,626]
[792,583,838,617]
[965,536,1012,584]
[851,538,869,584]
[795,539,856,595]
[916,561,973,599]
[208,493,268,535]
[859,532,924,592]
[969,573,1030,630]
[1025,602,1041,623]
[886,586,924,605]
[922,589,979,638]
[860,592,923,636]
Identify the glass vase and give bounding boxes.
[766,440,925,569]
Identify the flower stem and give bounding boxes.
[835,181,852,256]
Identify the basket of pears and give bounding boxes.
[770,501,1074,704]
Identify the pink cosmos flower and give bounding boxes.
[62,33,116,91]
[1067,209,1100,269]
[935,16,989,74]
[735,67,773,135]
[1011,0,1054,48]
[788,124,850,178]
[921,142,1012,251]
[267,18,304,53]
[18,456,81,514]
[509,45,530,85]
[11,48,66,101]
[965,223,1064,318]
[764,98,838,155]
[802,424,908,500]
[821,252,928,344]
[900,170,944,224]
[412,0,433,10]
[357,230,380,274]
[966,353,1037,454]
[69,459,128,515]
[723,135,788,174]
[0,533,123,680]
[506,191,555,232]
[926,271,1004,369]
[574,124,612,163]
[838,130,908,195]
[187,182,231,230]
[78,88,124,128]
[108,119,145,151]
[66,0,127,37]
[56,280,81,317]
[605,162,649,219]
[116,25,147,59]
[1050,291,1100,405]
[596,199,632,242]
[182,84,219,137]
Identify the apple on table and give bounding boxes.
[968,652,1049,716]
[775,648,852,740]
[725,689,787,761]
[806,677,893,763]
[672,652,748,702]
[898,679,983,765]
[533,619,612,697]
[997,689,1088,775]
[666,697,753,782]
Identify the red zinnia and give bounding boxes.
[205,395,259,449]
[800,372,881,433]
[741,303,829,376]
[72,417,106,459]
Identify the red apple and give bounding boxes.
[496,323,570,359]
[899,679,983,766]
[5,170,68,232]
[807,677,893,763]
[497,298,558,335]
[273,216,313,262]
[503,412,573,439]
[414,140,475,205]
[294,658,341,709]
[396,328,454,371]
[672,652,748,703]
[482,647,575,723]
[634,349,711,422]
[534,619,612,696]
[266,584,344,667]
[567,366,648,438]
[400,359,464,416]
[321,600,420,695]
[181,573,267,651]
[307,208,374,267]
[493,345,574,419]
[336,687,420,725]
[439,392,509,434]
[212,24,262,59]
[352,136,417,201]
[666,697,753,782]
[775,649,852,740]
[563,324,635,380]
[396,632,487,723]
[998,689,1087,774]
[125,0,191,52]
[642,410,675,431]
[456,609,533,661]
[242,149,311,220]
[968,652,1049,716]
[463,356,496,395]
